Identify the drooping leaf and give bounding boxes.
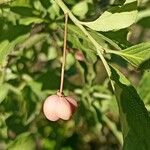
[110,66,150,150]
[80,1,138,31]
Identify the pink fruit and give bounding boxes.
[56,97,72,120]
[43,95,59,121]
[43,94,77,121]
[65,96,77,113]
[75,51,85,61]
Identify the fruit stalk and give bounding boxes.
[60,13,68,94]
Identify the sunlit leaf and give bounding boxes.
[72,1,88,19]
[80,1,138,31]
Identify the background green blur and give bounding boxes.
[0,0,150,150]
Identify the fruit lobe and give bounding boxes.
[65,96,77,113]
[43,95,59,121]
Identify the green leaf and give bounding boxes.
[80,1,138,31]
[19,17,45,25]
[137,9,150,28]
[10,0,31,7]
[48,0,60,20]
[72,1,88,19]
[68,34,97,63]
[66,53,75,70]
[0,40,9,65]
[102,29,130,49]
[0,34,29,65]
[7,133,36,150]
[39,0,51,9]
[0,23,30,66]
[110,66,150,150]
[20,33,49,49]
[89,30,122,50]
[0,84,9,103]
[109,42,150,69]
[0,0,12,5]
[27,80,43,98]
[68,24,122,50]
[113,0,126,5]
[138,59,150,70]
[138,71,150,104]
[67,25,97,63]
[48,47,58,60]
[10,7,35,17]
[137,9,150,22]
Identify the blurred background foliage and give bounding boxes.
[0,0,150,149]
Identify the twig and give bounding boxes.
[59,13,68,94]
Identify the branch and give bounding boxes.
[54,0,114,90]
